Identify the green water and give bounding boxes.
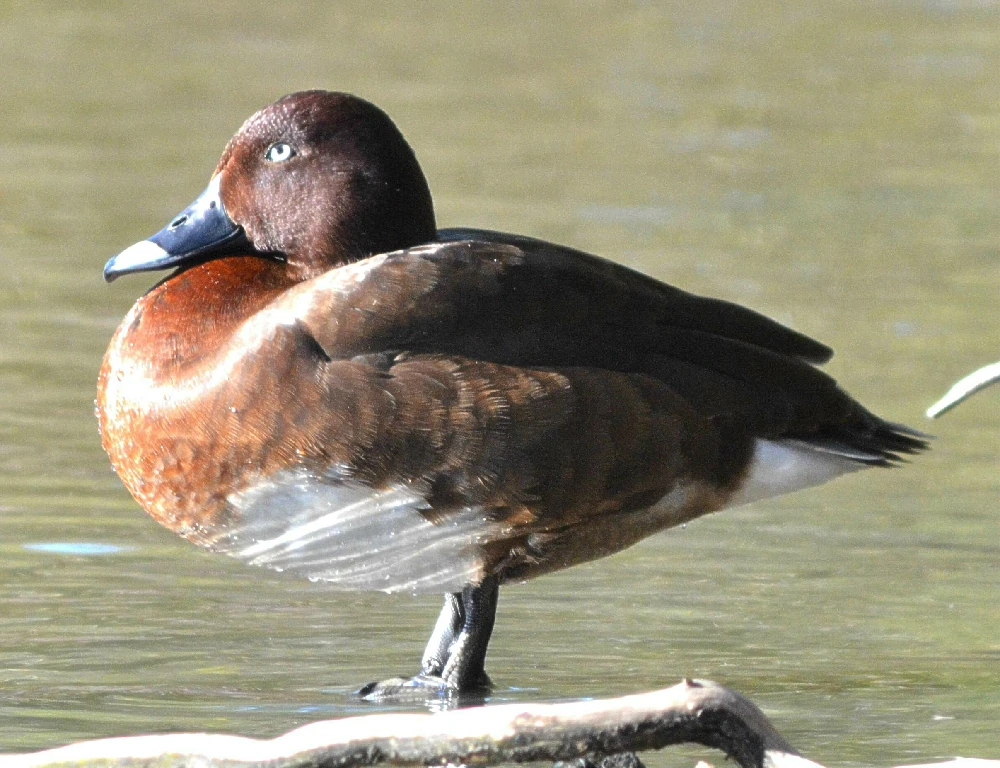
[0,2,997,765]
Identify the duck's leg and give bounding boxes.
[419,592,464,677]
[358,575,500,702]
[424,574,499,688]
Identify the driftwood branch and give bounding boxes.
[2,680,996,768]
[2,680,810,768]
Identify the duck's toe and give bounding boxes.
[355,672,490,706]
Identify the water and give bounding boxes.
[1,1,998,765]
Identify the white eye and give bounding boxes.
[265,143,296,163]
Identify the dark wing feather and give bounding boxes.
[438,228,834,364]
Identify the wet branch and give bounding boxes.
[3,680,996,768]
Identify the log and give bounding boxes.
[2,679,811,768]
[3,680,996,768]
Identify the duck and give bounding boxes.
[98,90,927,700]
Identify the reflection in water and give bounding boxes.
[23,543,131,556]
[0,2,997,765]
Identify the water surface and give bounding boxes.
[1,2,997,765]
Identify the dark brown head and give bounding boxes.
[104,91,436,283]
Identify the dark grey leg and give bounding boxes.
[437,575,499,689]
[420,593,463,676]
[358,574,500,702]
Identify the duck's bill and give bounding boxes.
[104,174,251,282]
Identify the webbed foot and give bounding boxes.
[355,672,490,706]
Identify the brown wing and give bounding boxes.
[210,236,923,592]
[291,233,922,460]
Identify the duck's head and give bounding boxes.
[104,91,436,283]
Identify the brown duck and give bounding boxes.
[98,90,927,699]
